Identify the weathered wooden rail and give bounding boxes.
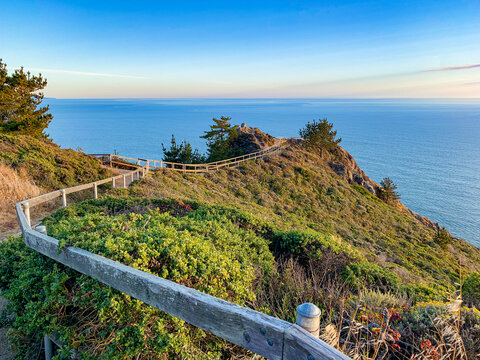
[15,147,351,359]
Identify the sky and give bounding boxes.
[1,0,480,98]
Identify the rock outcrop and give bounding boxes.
[328,146,380,196]
[230,125,277,154]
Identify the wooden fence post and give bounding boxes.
[94,182,98,199]
[36,225,47,234]
[61,189,67,207]
[112,178,115,189]
[23,202,31,228]
[123,174,127,188]
[295,303,321,337]
[44,335,53,360]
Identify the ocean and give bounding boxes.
[46,98,480,246]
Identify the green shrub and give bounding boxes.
[463,272,480,307]
[0,134,109,190]
[352,289,408,313]
[274,228,361,261]
[1,198,275,359]
[342,261,400,292]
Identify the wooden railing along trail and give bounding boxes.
[16,142,351,360]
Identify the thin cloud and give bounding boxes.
[423,64,480,72]
[27,68,147,79]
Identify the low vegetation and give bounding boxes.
[1,116,479,359]
[1,194,479,358]
[0,134,110,234]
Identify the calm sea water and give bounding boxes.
[47,99,480,246]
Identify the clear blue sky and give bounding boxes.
[1,0,479,98]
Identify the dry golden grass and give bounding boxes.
[0,164,42,233]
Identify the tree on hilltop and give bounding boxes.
[299,118,341,156]
[0,60,53,138]
[379,177,400,204]
[201,116,240,161]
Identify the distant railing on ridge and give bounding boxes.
[93,140,285,174]
[15,142,351,360]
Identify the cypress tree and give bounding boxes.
[0,60,53,138]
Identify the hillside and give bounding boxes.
[0,134,110,233]
[1,128,479,359]
[129,139,480,290]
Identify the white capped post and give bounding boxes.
[23,202,31,228]
[61,189,67,207]
[296,303,321,337]
[36,225,47,234]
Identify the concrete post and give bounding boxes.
[36,225,47,234]
[44,335,53,360]
[296,303,321,337]
[61,189,67,207]
[23,202,31,228]
[94,182,98,199]
[123,174,127,188]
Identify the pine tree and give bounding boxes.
[201,116,239,161]
[379,177,400,204]
[162,135,205,164]
[162,135,183,163]
[299,118,341,156]
[0,60,53,138]
[433,227,452,248]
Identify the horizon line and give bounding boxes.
[45,96,480,100]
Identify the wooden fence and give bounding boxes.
[93,140,285,174]
[15,149,351,360]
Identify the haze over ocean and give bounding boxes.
[47,98,480,246]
